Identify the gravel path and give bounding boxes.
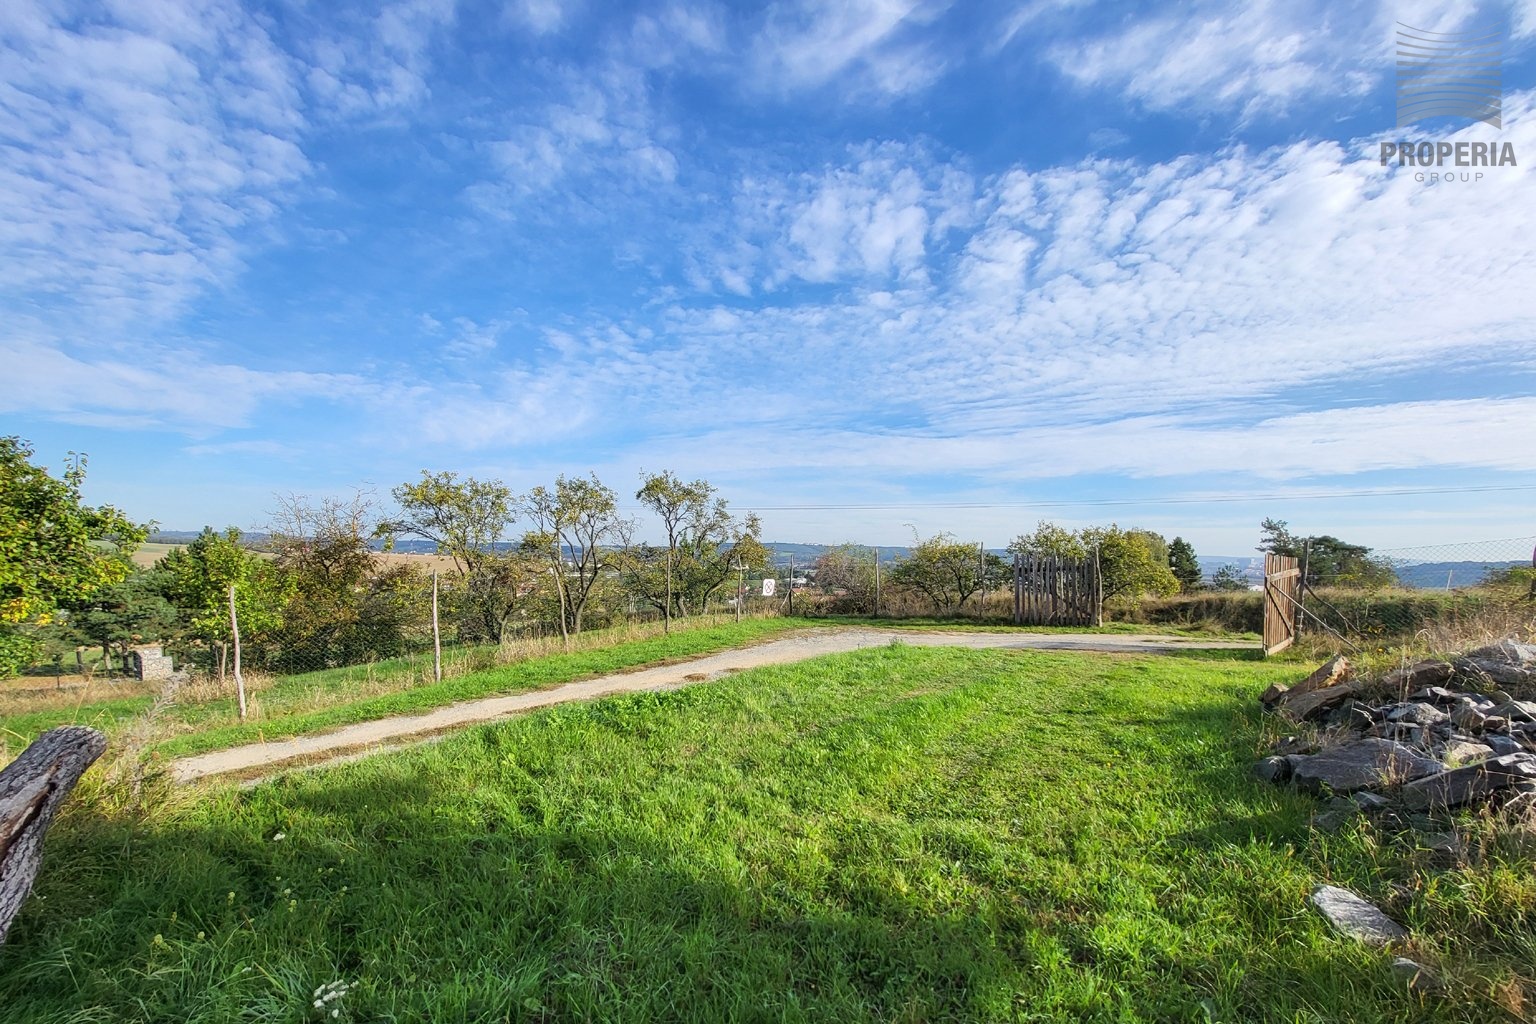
[171,629,1256,784]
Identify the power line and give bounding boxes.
[619,482,1536,512]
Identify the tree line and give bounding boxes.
[0,442,774,677]
[0,434,1409,678]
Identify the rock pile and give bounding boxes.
[1254,642,1536,814]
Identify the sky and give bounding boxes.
[3,0,1535,558]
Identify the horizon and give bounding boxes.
[5,2,1535,554]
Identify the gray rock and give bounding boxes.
[1278,680,1358,721]
[1420,833,1463,857]
[1382,660,1454,693]
[1290,655,1352,698]
[1409,686,1460,704]
[1492,700,1536,723]
[1328,701,1376,732]
[1391,957,1441,993]
[1274,735,1316,756]
[1313,809,1358,833]
[1450,705,1489,731]
[1291,739,1443,794]
[1252,756,1292,783]
[1309,885,1408,946]
[1259,682,1289,706]
[1486,734,1522,756]
[1399,753,1536,811]
[1441,739,1494,765]
[1479,658,1533,686]
[1452,658,1496,689]
[1465,640,1536,666]
[1387,702,1450,726]
[1380,723,1425,747]
[1350,791,1392,812]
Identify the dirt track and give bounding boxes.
[171,629,1256,784]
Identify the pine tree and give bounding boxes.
[1168,536,1202,592]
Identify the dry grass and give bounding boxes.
[0,675,159,715]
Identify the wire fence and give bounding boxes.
[1292,535,1536,651]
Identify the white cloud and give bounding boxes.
[0,334,371,433]
[751,0,949,97]
[504,0,574,36]
[443,317,507,357]
[1041,0,1531,119]
[301,0,458,117]
[467,56,686,212]
[0,0,311,324]
[600,94,1536,485]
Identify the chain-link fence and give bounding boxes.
[1293,535,1536,649]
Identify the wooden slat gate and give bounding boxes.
[1263,553,1301,656]
[1012,553,1103,626]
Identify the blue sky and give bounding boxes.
[3,0,1535,556]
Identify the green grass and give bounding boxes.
[153,617,819,758]
[7,646,1530,1021]
[804,617,1259,632]
[0,691,158,752]
[0,618,818,758]
[820,616,1257,639]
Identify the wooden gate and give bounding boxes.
[1263,553,1301,655]
[1013,553,1102,626]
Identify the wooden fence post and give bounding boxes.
[229,584,246,721]
[431,569,443,684]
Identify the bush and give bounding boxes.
[1117,592,1263,633]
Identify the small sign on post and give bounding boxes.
[761,578,776,597]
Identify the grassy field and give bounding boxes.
[0,617,819,760]
[5,645,1531,1022]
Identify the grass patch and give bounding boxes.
[7,647,1530,1021]
[0,617,817,759]
[150,617,819,759]
[809,615,1254,639]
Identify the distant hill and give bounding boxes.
[766,543,910,567]
[1390,560,1525,589]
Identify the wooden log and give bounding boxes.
[0,727,107,944]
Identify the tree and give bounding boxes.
[266,492,429,669]
[1080,525,1178,603]
[65,568,178,676]
[387,472,520,642]
[0,439,148,675]
[161,528,288,680]
[630,475,769,624]
[888,534,1002,615]
[1168,537,1202,592]
[634,471,709,634]
[1007,521,1087,560]
[1210,564,1250,592]
[1259,518,1396,589]
[522,474,632,642]
[388,472,515,576]
[812,544,879,613]
[679,508,767,616]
